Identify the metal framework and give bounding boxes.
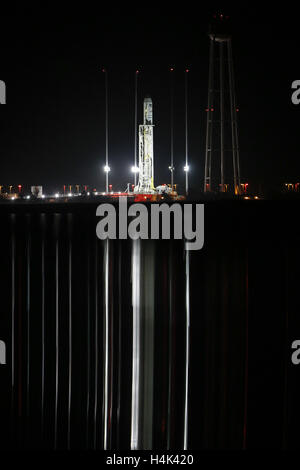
[204,34,241,194]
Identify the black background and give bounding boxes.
[0,3,300,194]
[1,2,300,453]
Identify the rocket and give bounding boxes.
[134,96,155,194]
[143,96,153,125]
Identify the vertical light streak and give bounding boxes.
[86,249,91,448]
[103,239,110,450]
[167,244,173,449]
[41,215,45,437]
[26,217,31,424]
[183,248,190,450]
[11,214,16,434]
[93,241,98,449]
[54,231,59,449]
[131,240,141,450]
[67,218,72,450]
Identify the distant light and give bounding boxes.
[104,165,111,173]
[87,192,90,196]
[136,70,139,74]
[68,193,72,197]
[169,165,175,171]
[254,196,259,200]
[95,192,98,195]
[244,197,250,200]
[170,67,174,72]
[26,195,30,200]
[118,191,121,194]
[186,69,189,73]
[102,192,106,195]
[55,193,59,198]
[131,166,140,173]
[11,197,15,201]
[184,165,190,172]
[42,195,45,199]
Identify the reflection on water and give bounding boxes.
[0,202,299,450]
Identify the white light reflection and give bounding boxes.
[131,239,141,450]
[103,239,110,450]
[183,247,190,450]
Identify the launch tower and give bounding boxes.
[204,14,241,195]
[134,96,155,194]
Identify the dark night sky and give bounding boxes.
[0,4,300,194]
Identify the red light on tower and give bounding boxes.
[18,185,22,193]
[186,69,189,73]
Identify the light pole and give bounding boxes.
[170,67,175,191]
[134,70,139,188]
[185,69,189,196]
[104,165,110,193]
[102,68,109,193]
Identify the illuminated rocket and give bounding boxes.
[134,96,155,193]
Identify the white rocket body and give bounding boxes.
[134,97,155,193]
